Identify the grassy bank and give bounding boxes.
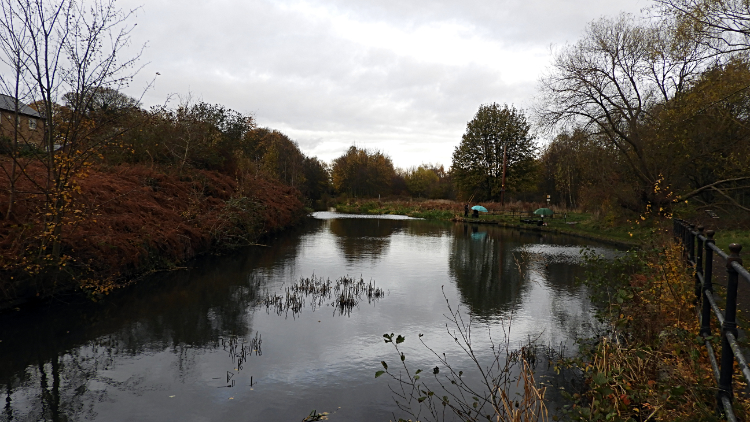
[335,199,750,250]
[556,240,750,421]
[335,199,651,247]
[0,160,306,308]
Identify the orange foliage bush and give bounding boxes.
[0,158,304,303]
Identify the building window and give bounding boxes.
[29,118,37,130]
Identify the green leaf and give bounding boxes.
[381,361,388,370]
[415,369,422,375]
[418,397,426,403]
[592,372,608,385]
[400,353,405,362]
[375,370,385,378]
[396,335,405,344]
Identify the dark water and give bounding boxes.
[0,212,620,422]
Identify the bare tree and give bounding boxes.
[0,0,31,220]
[0,0,143,261]
[536,14,711,208]
[654,0,750,55]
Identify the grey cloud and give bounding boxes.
[117,0,646,166]
[297,0,649,44]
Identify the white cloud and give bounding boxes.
[118,0,649,168]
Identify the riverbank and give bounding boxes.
[334,199,643,248]
[556,238,750,421]
[0,162,306,310]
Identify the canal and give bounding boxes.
[0,212,621,421]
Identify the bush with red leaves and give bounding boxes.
[0,159,305,305]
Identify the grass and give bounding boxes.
[334,200,657,246]
[710,229,750,253]
[558,240,750,421]
[335,199,750,251]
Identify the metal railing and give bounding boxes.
[674,219,749,421]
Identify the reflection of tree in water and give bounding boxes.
[450,224,615,321]
[0,247,274,422]
[1,353,103,422]
[449,224,531,317]
[0,219,331,422]
[245,217,325,269]
[328,218,403,261]
[402,220,450,237]
[538,261,598,343]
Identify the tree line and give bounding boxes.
[536,3,750,215]
[4,0,750,243]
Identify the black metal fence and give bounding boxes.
[674,219,750,421]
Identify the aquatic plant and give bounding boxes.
[259,274,385,317]
[220,332,262,372]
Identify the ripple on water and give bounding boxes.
[518,244,624,264]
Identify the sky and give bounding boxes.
[117,0,649,169]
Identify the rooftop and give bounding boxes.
[0,94,43,118]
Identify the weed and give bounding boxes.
[557,241,749,421]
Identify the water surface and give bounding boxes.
[0,213,619,421]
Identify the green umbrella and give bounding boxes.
[533,208,553,216]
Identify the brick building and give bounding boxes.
[0,94,45,149]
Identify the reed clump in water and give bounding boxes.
[260,275,385,317]
[217,332,263,388]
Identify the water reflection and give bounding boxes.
[328,218,401,262]
[0,216,621,422]
[449,224,531,317]
[0,248,279,422]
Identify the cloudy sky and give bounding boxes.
[118,0,649,168]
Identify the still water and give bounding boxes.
[0,213,620,421]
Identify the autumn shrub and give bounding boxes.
[558,241,750,421]
[0,159,305,305]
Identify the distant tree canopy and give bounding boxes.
[331,146,395,197]
[301,157,331,201]
[401,164,454,199]
[405,166,438,197]
[108,102,331,202]
[451,103,537,202]
[242,127,307,187]
[538,129,622,210]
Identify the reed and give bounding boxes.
[259,274,385,317]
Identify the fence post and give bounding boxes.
[700,230,715,337]
[688,224,696,263]
[694,226,704,302]
[718,243,742,410]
